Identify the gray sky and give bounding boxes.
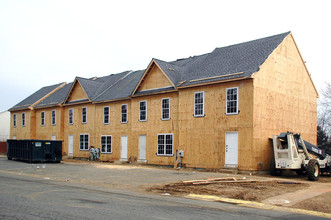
[1,0,330,112]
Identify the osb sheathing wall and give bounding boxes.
[63,103,96,157]
[67,82,87,102]
[34,107,64,141]
[94,100,131,162]
[177,81,254,170]
[252,34,318,170]
[10,110,34,139]
[131,92,179,165]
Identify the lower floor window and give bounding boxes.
[80,134,89,150]
[101,135,112,153]
[157,134,173,156]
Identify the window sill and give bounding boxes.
[121,121,128,124]
[103,123,109,125]
[52,124,56,126]
[139,120,147,122]
[226,113,239,116]
[79,149,89,151]
[193,114,205,118]
[101,152,112,154]
[161,118,170,121]
[157,154,174,157]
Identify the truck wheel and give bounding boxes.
[7,157,12,160]
[270,158,282,176]
[307,159,320,181]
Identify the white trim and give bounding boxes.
[41,111,45,126]
[68,108,74,125]
[82,106,87,124]
[156,133,174,156]
[139,100,147,122]
[194,91,205,117]
[100,135,112,154]
[79,133,89,151]
[103,106,110,125]
[161,98,170,120]
[121,104,128,123]
[51,110,56,126]
[226,87,239,115]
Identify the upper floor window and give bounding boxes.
[41,111,45,126]
[194,91,204,117]
[22,112,26,127]
[79,134,89,150]
[13,114,17,127]
[51,110,56,125]
[226,87,239,115]
[104,106,110,124]
[162,98,170,120]
[121,104,128,123]
[69,109,74,124]
[157,134,174,156]
[82,107,87,124]
[139,101,147,121]
[101,135,112,153]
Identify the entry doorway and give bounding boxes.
[68,135,73,156]
[225,132,238,167]
[138,135,147,163]
[120,136,128,161]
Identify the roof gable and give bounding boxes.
[133,60,176,95]
[65,79,90,103]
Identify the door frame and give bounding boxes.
[68,135,74,156]
[224,131,238,168]
[120,136,128,161]
[138,135,147,163]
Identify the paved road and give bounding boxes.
[0,158,328,219]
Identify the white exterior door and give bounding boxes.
[51,135,56,140]
[138,135,146,162]
[68,135,73,156]
[225,132,238,167]
[120,136,128,161]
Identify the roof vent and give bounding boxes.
[167,67,174,71]
[92,77,98,80]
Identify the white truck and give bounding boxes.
[271,132,331,181]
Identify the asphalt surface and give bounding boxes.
[0,157,328,219]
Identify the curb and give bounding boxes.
[185,194,331,219]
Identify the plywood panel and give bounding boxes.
[252,33,318,170]
[138,65,173,91]
[68,82,88,102]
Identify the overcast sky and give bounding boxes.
[1,0,330,112]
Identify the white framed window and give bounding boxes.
[82,107,87,124]
[121,104,128,123]
[69,109,73,124]
[101,135,112,153]
[226,87,239,115]
[161,98,170,120]
[194,91,204,117]
[22,112,26,127]
[41,111,45,126]
[79,134,89,150]
[51,110,56,125]
[157,133,174,156]
[139,101,147,121]
[104,106,110,124]
[13,114,17,127]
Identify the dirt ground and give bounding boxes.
[147,176,331,214]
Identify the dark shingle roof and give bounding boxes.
[11,32,290,109]
[34,83,72,108]
[159,32,290,87]
[9,83,65,111]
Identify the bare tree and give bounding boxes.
[317,82,331,144]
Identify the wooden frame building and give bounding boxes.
[9,32,318,171]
